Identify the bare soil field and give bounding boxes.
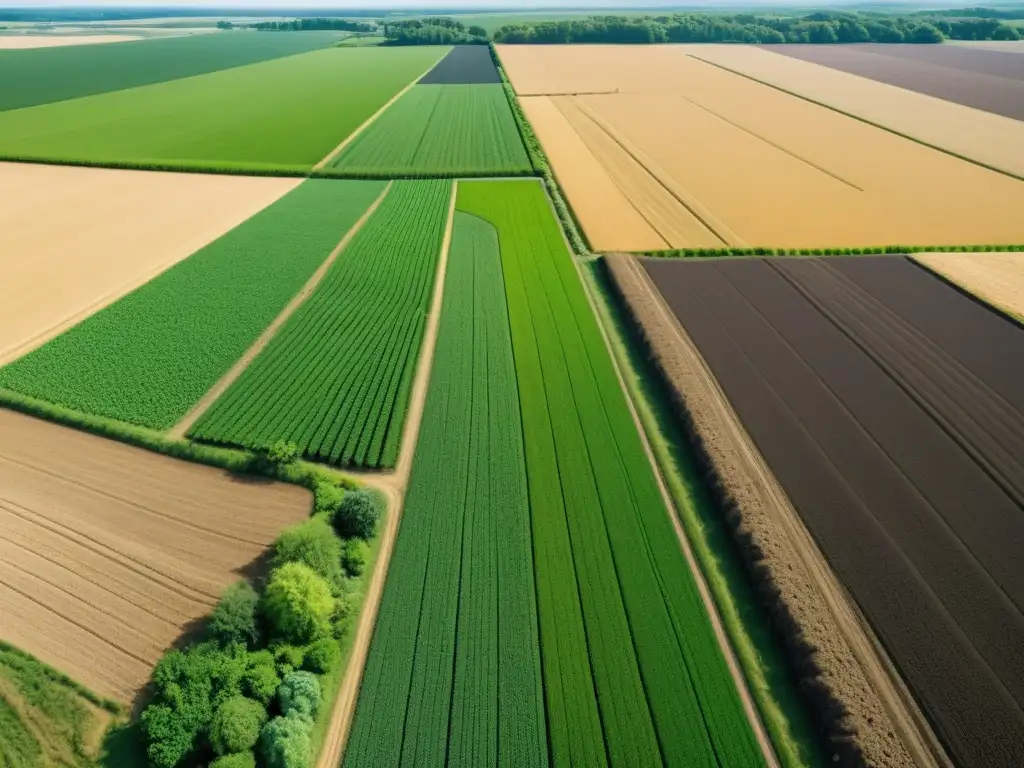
[0,162,300,365]
[950,40,1024,54]
[690,45,1024,179]
[0,34,141,49]
[500,46,1024,249]
[763,43,1024,121]
[643,255,1024,768]
[915,252,1024,321]
[0,409,310,704]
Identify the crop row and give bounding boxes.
[328,84,532,177]
[0,47,445,173]
[344,210,547,766]
[190,180,452,469]
[0,179,385,429]
[455,180,764,766]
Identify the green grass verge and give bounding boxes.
[190,180,452,469]
[328,84,531,177]
[458,179,764,767]
[343,211,547,766]
[643,244,1024,258]
[581,259,828,768]
[0,46,447,170]
[0,642,124,767]
[0,31,347,112]
[0,179,385,430]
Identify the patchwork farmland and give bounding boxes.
[2,19,1022,768]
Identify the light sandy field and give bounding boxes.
[0,163,300,365]
[0,409,310,704]
[0,34,141,49]
[915,252,1024,321]
[689,45,1024,179]
[500,45,1024,249]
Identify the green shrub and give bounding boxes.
[262,563,335,644]
[278,671,321,719]
[242,652,280,706]
[208,753,254,768]
[260,714,312,768]
[272,644,307,677]
[332,489,382,541]
[313,481,345,517]
[330,597,353,640]
[272,519,345,593]
[210,752,256,768]
[210,696,267,755]
[209,582,260,648]
[340,538,366,577]
[302,639,339,674]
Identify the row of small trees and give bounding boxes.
[142,482,382,768]
[492,11,1022,45]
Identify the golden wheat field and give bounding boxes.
[499,45,1024,250]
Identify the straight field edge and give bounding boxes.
[639,243,1024,259]
[910,257,1024,330]
[489,43,592,258]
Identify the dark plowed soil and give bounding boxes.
[419,45,500,84]
[644,255,1024,768]
[763,43,1024,121]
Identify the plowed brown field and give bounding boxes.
[500,45,1024,249]
[644,255,1024,768]
[0,409,310,704]
[0,162,300,365]
[915,252,1024,322]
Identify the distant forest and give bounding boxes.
[491,12,1022,45]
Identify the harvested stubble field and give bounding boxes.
[190,180,452,469]
[764,43,1024,121]
[914,252,1024,321]
[0,46,446,172]
[643,255,1024,768]
[0,409,309,705]
[689,44,1024,180]
[0,162,299,366]
[0,179,385,429]
[0,34,140,49]
[499,45,1024,250]
[0,30,345,111]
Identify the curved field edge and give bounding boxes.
[342,209,547,767]
[580,258,825,768]
[0,641,123,766]
[0,179,386,430]
[456,179,766,767]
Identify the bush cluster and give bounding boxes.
[140,484,382,768]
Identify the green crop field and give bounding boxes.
[0,642,119,767]
[326,84,531,178]
[455,180,764,766]
[0,46,447,173]
[0,31,346,112]
[344,210,548,766]
[0,179,384,429]
[190,179,452,469]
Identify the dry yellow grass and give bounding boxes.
[689,45,1024,180]
[914,252,1024,322]
[0,409,310,704]
[0,162,301,365]
[0,34,140,49]
[499,45,1024,250]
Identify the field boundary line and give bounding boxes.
[314,180,459,768]
[910,256,1024,329]
[568,97,745,248]
[168,182,394,440]
[573,251,780,768]
[313,49,451,171]
[687,54,1024,185]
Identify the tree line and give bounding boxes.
[382,17,488,45]
[492,11,1022,45]
[253,18,374,33]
